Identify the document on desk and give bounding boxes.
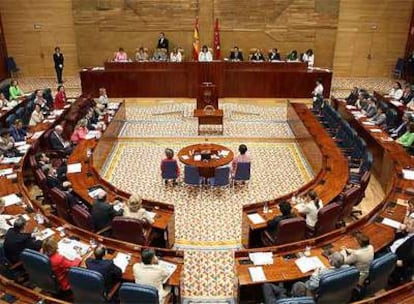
[1,157,22,164]
[1,193,22,206]
[402,169,414,180]
[31,131,45,140]
[248,266,267,282]
[369,129,382,133]
[113,252,131,273]
[16,144,31,153]
[181,155,189,160]
[295,256,325,273]
[88,187,105,199]
[159,260,178,284]
[85,130,101,140]
[58,239,90,261]
[194,155,201,161]
[35,228,55,241]
[390,100,404,107]
[382,218,403,229]
[249,252,273,265]
[0,168,13,176]
[362,121,375,126]
[346,105,357,110]
[67,163,82,174]
[247,213,266,225]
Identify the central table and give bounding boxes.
[177,143,234,178]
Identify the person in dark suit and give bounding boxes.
[156,32,169,52]
[86,245,122,292]
[389,112,412,138]
[389,218,414,284]
[229,46,244,62]
[35,152,67,181]
[44,166,62,189]
[62,181,83,209]
[53,47,64,84]
[345,87,359,105]
[401,85,414,104]
[268,48,281,61]
[4,217,42,264]
[9,119,26,142]
[91,190,123,231]
[266,200,295,237]
[49,125,72,154]
[250,49,265,62]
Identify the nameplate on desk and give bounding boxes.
[295,256,325,273]
[67,163,82,174]
[247,213,266,225]
[248,266,267,282]
[402,169,414,180]
[381,218,402,229]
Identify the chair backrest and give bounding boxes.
[6,114,16,128]
[364,253,397,296]
[276,217,306,245]
[359,171,371,193]
[184,165,201,186]
[386,108,398,130]
[0,243,17,280]
[68,267,107,304]
[317,266,360,304]
[161,160,178,180]
[15,107,25,120]
[20,249,60,294]
[112,217,147,245]
[314,203,341,236]
[71,205,94,231]
[339,187,362,220]
[212,166,230,186]
[275,297,315,304]
[234,162,251,181]
[119,282,159,304]
[50,187,72,223]
[34,168,48,192]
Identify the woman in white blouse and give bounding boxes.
[295,190,323,228]
[302,49,314,67]
[29,104,45,126]
[170,48,182,62]
[123,194,154,224]
[198,45,213,62]
[388,81,403,100]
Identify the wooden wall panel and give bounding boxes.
[0,0,80,77]
[333,0,413,77]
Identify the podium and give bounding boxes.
[197,82,218,110]
[194,82,222,134]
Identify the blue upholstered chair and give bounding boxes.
[20,249,60,294]
[15,107,25,120]
[208,166,230,189]
[275,297,315,304]
[161,160,179,185]
[119,282,159,304]
[0,243,23,280]
[69,267,116,304]
[5,113,16,128]
[232,162,251,187]
[363,252,397,296]
[316,266,359,304]
[184,165,204,187]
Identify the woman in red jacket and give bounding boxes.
[42,238,81,292]
[54,85,66,109]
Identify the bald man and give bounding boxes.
[91,191,123,231]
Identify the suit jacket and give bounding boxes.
[53,53,64,68]
[91,199,123,231]
[268,52,281,61]
[401,92,414,104]
[251,53,265,61]
[364,104,377,118]
[157,38,169,51]
[4,228,42,264]
[9,126,26,142]
[133,263,170,303]
[49,131,65,150]
[86,258,122,291]
[342,245,374,284]
[394,232,414,266]
[46,174,61,189]
[230,51,244,61]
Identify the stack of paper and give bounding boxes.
[402,169,414,180]
[382,218,402,229]
[247,213,266,224]
[295,256,325,273]
[0,215,13,230]
[1,194,22,206]
[362,121,375,126]
[67,163,82,174]
[88,188,105,199]
[249,252,274,265]
[113,252,131,273]
[158,260,178,283]
[1,157,22,164]
[248,266,267,282]
[35,228,55,241]
[58,239,90,261]
[0,168,13,176]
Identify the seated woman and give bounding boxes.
[286,50,299,62]
[0,129,15,155]
[160,148,180,184]
[302,49,314,67]
[113,47,128,62]
[387,81,403,100]
[9,80,24,100]
[250,49,265,62]
[294,190,323,229]
[198,45,213,62]
[397,122,414,148]
[231,144,251,176]
[70,119,88,144]
[28,104,45,126]
[54,85,66,109]
[42,238,81,293]
[135,47,149,61]
[170,48,182,62]
[123,194,155,224]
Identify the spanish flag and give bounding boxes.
[213,18,221,60]
[193,16,200,61]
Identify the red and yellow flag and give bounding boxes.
[192,16,200,61]
[213,18,221,60]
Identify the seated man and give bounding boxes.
[266,200,295,236]
[86,245,122,292]
[0,129,16,155]
[49,125,72,154]
[43,166,62,189]
[361,98,377,118]
[305,251,348,293]
[9,119,27,142]
[62,181,83,209]
[229,46,244,62]
[268,48,281,62]
[133,248,171,303]
[34,89,50,112]
[250,49,265,62]
[4,217,42,264]
[98,88,109,106]
[160,148,180,185]
[231,144,251,176]
[369,106,387,127]
[35,152,67,180]
[91,190,123,231]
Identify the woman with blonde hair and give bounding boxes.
[70,119,89,144]
[123,194,154,224]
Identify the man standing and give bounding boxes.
[157,32,169,53]
[53,47,64,84]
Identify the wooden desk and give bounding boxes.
[177,143,234,178]
[80,62,332,98]
[193,109,224,135]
